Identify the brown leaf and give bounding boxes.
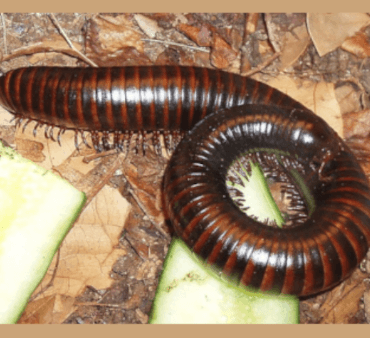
[319,269,368,323]
[15,138,46,163]
[134,14,163,39]
[335,82,363,116]
[343,109,370,139]
[18,295,76,324]
[123,151,167,227]
[210,34,238,70]
[307,13,370,56]
[177,23,212,47]
[342,31,370,58]
[256,75,343,137]
[278,25,310,70]
[85,14,145,65]
[20,185,131,323]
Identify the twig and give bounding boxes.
[142,38,209,53]
[75,302,122,308]
[48,13,98,67]
[1,13,7,55]
[126,184,170,240]
[242,51,281,77]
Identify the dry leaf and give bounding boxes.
[86,14,145,65]
[177,23,212,47]
[341,31,370,58]
[19,186,131,324]
[319,269,367,323]
[342,109,370,139]
[278,25,310,70]
[210,34,238,70]
[335,82,363,115]
[134,14,163,39]
[255,75,343,138]
[18,295,76,324]
[307,13,370,56]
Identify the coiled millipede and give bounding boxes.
[0,65,369,296]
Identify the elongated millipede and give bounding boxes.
[0,65,369,296]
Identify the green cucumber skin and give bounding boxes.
[149,238,299,324]
[0,142,86,324]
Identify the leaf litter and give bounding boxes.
[0,13,370,324]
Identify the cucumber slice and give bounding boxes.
[0,142,86,324]
[149,238,299,324]
[150,160,300,324]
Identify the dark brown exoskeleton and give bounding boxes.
[1,65,370,296]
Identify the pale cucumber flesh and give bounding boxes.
[0,142,86,323]
[149,238,299,324]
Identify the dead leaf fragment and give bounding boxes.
[319,269,368,323]
[341,31,370,58]
[18,295,76,324]
[20,186,131,323]
[177,23,212,47]
[256,75,343,138]
[210,35,238,70]
[342,109,370,139]
[86,14,145,65]
[307,13,370,56]
[134,14,163,39]
[335,82,363,116]
[279,25,310,70]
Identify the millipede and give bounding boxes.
[0,65,369,296]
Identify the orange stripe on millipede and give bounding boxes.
[161,67,169,130]
[312,232,336,289]
[25,68,37,114]
[104,68,114,130]
[175,193,221,225]
[321,225,352,277]
[259,238,284,291]
[118,68,128,130]
[175,66,182,129]
[147,66,156,130]
[191,214,233,254]
[188,67,196,127]
[75,71,85,128]
[62,71,73,127]
[326,197,370,238]
[181,204,225,241]
[262,85,275,105]
[201,68,210,120]
[281,239,303,294]
[300,237,318,295]
[133,67,143,130]
[205,224,245,265]
[38,68,50,121]
[214,70,222,112]
[49,69,59,123]
[12,68,24,113]
[90,69,101,130]
[322,205,370,255]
